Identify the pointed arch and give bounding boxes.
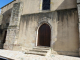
[37,23,51,47]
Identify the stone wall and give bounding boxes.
[0,14,10,49]
[21,0,77,15]
[0,15,3,25]
[1,0,77,15]
[0,7,12,49]
[1,9,11,29]
[54,9,79,56]
[0,14,3,48]
[4,2,23,50]
[17,12,57,50]
[16,9,79,56]
[1,0,79,57]
[77,0,80,56]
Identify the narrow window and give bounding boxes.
[42,0,50,10]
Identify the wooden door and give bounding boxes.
[38,24,51,47]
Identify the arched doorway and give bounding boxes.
[38,23,51,47]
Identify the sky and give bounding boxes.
[0,10,1,14]
[0,0,13,14]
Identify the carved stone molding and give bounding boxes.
[38,17,52,26]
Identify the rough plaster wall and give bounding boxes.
[0,29,3,48]
[18,9,79,56]
[1,8,12,30]
[22,0,40,14]
[2,14,11,29]
[0,15,3,48]
[53,9,79,56]
[1,0,77,15]
[4,2,23,50]
[0,15,3,25]
[18,12,57,50]
[22,0,77,15]
[51,0,77,10]
[77,0,80,56]
[0,9,11,49]
[0,15,3,46]
[1,0,18,14]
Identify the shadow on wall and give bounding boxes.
[2,8,12,27]
[0,8,12,49]
[53,10,79,57]
[51,0,79,57]
[53,0,77,10]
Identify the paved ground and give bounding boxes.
[0,49,80,60]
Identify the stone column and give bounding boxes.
[77,0,80,56]
[4,2,23,50]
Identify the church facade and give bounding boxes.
[0,0,80,56]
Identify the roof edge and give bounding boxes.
[0,0,16,9]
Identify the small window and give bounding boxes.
[42,0,50,10]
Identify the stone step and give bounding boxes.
[29,50,48,53]
[33,47,50,50]
[25,46,51,56]
[25,51,46,56]
[36,46,50,48]
[31,48,49,51]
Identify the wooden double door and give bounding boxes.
[38,24,51,47]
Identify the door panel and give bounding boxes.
[38,24,51,47]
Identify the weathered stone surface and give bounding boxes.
[77,1,80,56]
[1,0,77,15]
[0,0,79,57]
[77,4,80,23]
[16,9,79,56]
[77,0,80,3]
[4,2,23,50]
[0,50,79,60]
[0,15,3,25]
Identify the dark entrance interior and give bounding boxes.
[38,23,51,47]
[42,0,50,10]
[3,31,7,44]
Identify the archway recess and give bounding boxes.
[38,23,51,47]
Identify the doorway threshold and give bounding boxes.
[36,46,51,48]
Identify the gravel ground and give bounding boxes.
[0,49,80,60]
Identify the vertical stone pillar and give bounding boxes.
[77,0,80,56]
[4,2,23,50]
